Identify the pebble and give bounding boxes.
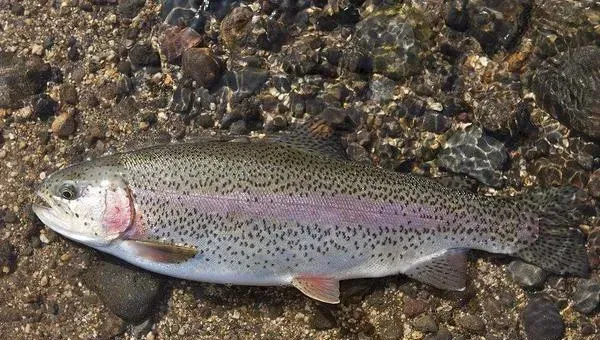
[219,6,253,49]
[412,314,438,333]
[3,210,18,224]
[521,296,564,340]
[59,84,78,106]
[377,314,403,339]
[423,328,452,340]
[309,305,337,330]
[403,297,429,317]
[507,260,548,289]
[572,279,599,314]
[454,313,485,335]
[51,112,76,138]
[182,48,221,89]
[0,54,52,109]
[82,260,162,322]
[118,0,145,19]
[129,43,161,67]
[169,86,193,114]
[0,241,16,274]
[30,94,59,120]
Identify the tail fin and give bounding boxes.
[514,186,591,277]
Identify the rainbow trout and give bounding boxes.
[33,125,590,303]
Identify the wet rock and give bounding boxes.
[521,296,564,340]
[457,0,532,54]
[129,43,161,68]
[412,314,438,333]
[160,0,200,26]
[532,46,600,139]
[350,5,424,80]
[282,36,324,76]
[118,0,145,19]
[0,241,16,274]
[437,125,508,187]
[83,260,162,322]
[572,279,599,314]
[31,94,59,120]
[182,48,221,89]
[507,260,548,289]
[454,313,485,335]
[158,26,203,64]
[369,76,396,103]
[59,84,78,106]
[51,112,76,138]
[169,86,193,114]
[272,74,291,93]
[220,68,269,97]
[419,112,452,133]
[473,86,522,133]
[587,169,600,199]
[220,6,253,49]
[310,305,337,330]
[0,54,52,108]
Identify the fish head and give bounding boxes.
[33,160,134,247]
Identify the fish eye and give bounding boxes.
[58,183,77,200]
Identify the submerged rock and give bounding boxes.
[437,125,508,187]
[532,46,600,139]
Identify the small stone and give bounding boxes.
[369,76,396,103]
[572,279,599,314]
[40,275,48,287]
[403,297,429,317]
[424,328,452,340]
[454,313,485,335]
[31,44,44,56]
[59,84,78,106]
[3,211,18,224]
[83,261,162,322]
[220,6,253,49]
[309,305,336,330]
[521,296,564,340]
[118,0,145,19]
[129,44,161,68]
[30,94,58,120]
[229,120,248,135]
[51,112,76,138]
[412,314,438,333]
[0,241,16,274]
[117,60,133,76]
[507,260,548,289]
[377,314,403,339]
[419,112,452,133]
[182,48,221,89]
[169,86,193,114]
[10,3,25,16]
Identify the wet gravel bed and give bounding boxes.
[0,0,599,339]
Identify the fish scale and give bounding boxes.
[33,138,590,303]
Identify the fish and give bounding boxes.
[32,119,590,304]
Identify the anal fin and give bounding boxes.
[292,276,340,304]
[405,249,468,291]
[123,240,198,264]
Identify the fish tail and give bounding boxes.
[513,186,591,276]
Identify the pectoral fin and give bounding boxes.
[292,276,340,304]
[123,240,198,263]
[405,249,468,291]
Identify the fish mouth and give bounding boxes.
[32,192,112,247]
